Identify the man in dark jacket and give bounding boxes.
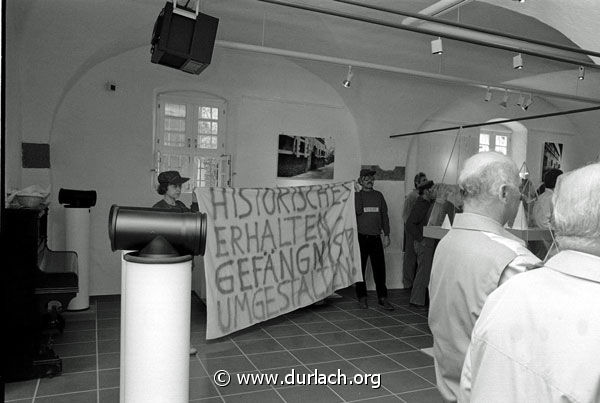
[355,168,393,310]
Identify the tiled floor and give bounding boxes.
[4,289,442,402]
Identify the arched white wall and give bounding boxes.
[48,47,361,295]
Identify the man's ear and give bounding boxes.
[498,184,509,203]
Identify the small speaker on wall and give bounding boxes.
[150,1,219,75]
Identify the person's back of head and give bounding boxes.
[458,152,520,225]
[552,163,600,256]
[543,168,563,190]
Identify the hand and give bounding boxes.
[354,180,362,192]
[192,187,198,203]
[383,235,391,248]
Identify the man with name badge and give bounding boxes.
[354,168,394,310]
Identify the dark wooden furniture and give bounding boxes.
[2,207,78,381]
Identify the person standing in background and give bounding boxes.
[402,172,428,290]
[152,170,199,355]
[355,168,394,311]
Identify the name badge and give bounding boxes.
[364,207,379,213]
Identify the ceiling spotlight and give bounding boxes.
[500,90,509,108]
[517,93,525,108]
[342,65,353,88]
[522,94,534,111]
[484,87,492,102]
[513,53,523,69]
[431,37,443,55]
[578,66,585,80]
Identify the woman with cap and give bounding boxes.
[152,170,199,355]
[153,171,199,212]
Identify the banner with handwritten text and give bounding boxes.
[198,182,361,339]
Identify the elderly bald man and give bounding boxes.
[460,163,600,403]
[428,152,540,402]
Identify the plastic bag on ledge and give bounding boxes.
[7,185,51,205]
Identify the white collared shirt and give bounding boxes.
[460,250,600,403]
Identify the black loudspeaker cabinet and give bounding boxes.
[151,2,219,75]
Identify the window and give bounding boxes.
[155,93,231,190]
[479,128,510,156]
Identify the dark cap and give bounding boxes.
[359,168,376,177]
[417,180,434,190]
[157,171,190,185]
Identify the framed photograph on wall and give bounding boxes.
[277,134,335,179]
[542,142,563,179]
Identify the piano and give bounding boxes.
[2,207,79,381]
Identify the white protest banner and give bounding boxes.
[197,182,361,339]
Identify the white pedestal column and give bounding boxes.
[66,207,91,310]
[120,254,192,403]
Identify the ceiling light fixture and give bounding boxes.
[431,37,443,55]
[513,53,523,69]
[500,90,509,108]
[342,65,353,88]
[484,87,492,102]
[578,66,585,80]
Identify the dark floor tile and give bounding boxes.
[410,323,431,334]
[190,398,222,403]
[62,355,97,374]
[202,355,256,374]
[66,320,96,331]
[62,311,96,322]
[276,334,323,350]
[308,360,364,376]
[92,295,121,303]
[333,319,373,331]
[392,314,428,325]
[98,339,120,354]
[277,385,342,403]
[317,311,355,322]
[287,312,325,324]
[54,330,96,344]
[380,370,432,394]
[398,387,444,402]
[354,395,403,402]
[367,339,416,354]
[98,352,120,370]
[313,331,359,346]
[98,318,120,329]
[35,390,97,402]
[36,371,97,396]
[365,316,404,328]
[99,368,120,389]
[290,346,342,364]
[236,338,284,355]
[330,342,380,359]
[222,389,284,402]
[388,351,433,369]
[264,324,308,337]
[4,379,37,400]
[189,376,220,399]
[401,335,433,349]
[229,327,271,341]
[99,387,120,403]
[247,351,301,370]
[330,381,389,402]
[349,355,406,374]
[98,327,120,341]
[331,301,361,310]
[190,359,209,378]
[298,322,341,334]
[349,328,395,342]
[97,301,120,312]
[53,341,96,357]
[346,308,386,319]
[382,325,423,338]
[197,340,243,359]
[97,310,120,320]
[412,366,436,385]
